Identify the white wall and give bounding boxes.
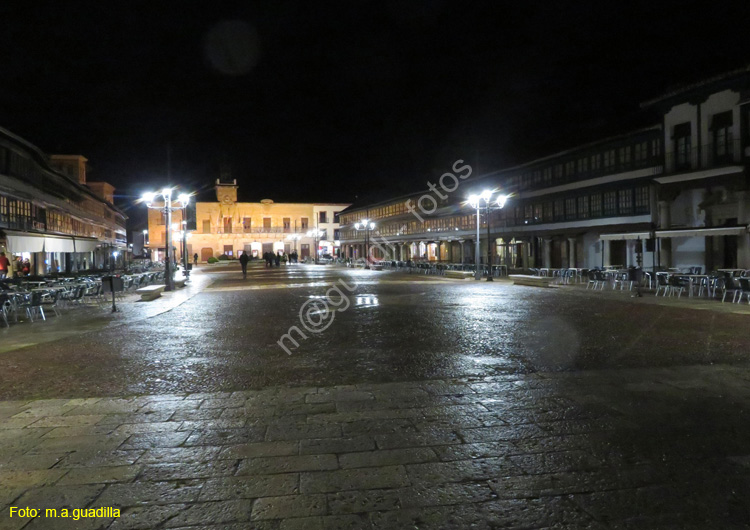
[700,89,741,164]
[669,189,705,228]
[663,89,740,170]
[583,232,601,268]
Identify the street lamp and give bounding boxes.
[287,233,302,260]
[307,229,323,264]
[354,218,376,269]
[177,194,190,274]
[468,191,509,281]
[142,188,190,291]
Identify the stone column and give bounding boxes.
[460,241,465,263]
[543,238,552,269]
[521,240,530,270]
[658,200,671,267]
[568,237,577,268]
[737,191,749,268]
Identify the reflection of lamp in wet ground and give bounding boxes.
[354,219,376,269]
[468,191,509,281]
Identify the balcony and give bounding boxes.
[213,227,311,235]
[663,139,742,175]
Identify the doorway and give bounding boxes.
[609,240,627,267]
[200,248,213,262]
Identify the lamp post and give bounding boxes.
[142,229,149,259]
[288,233,301,261]
[354,219,376,269]
[468,191,509,281]
[108,250,120,313]
[307,229,323,264]
[177,193,190,273]
[142,188,190,291]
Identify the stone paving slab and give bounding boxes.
[1,366,750,528]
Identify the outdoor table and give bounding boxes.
[718,269,745,277]
[492,265,508,277]
[673,274,708,297]
[567,268,586,283]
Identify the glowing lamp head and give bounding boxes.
[177,193,190,206]
[354,222,362,230]
[468,195,479,208]
[496,194,508,208]
[161,188,172,198]
[142,192,156,205]
[480,190,492,202]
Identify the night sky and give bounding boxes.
[2,1,750,227]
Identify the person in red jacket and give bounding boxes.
[0,252,9,279]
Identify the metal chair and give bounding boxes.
[721,277,742,303]
[593,270,607,290]
[41,290,61,317]
[655,274,670,296]
[21,292,45,322]
[737,278,750,304]
[668,275,688,298]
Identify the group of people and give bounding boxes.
[262,251,282,268]
[235,251,303,278]
[0,252,31,279]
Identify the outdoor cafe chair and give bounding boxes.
[655,273,670,296]
[698,275,720,298]
[721,277,742,303]
[668,275,689,298]
[41,290,61,317]
[21,291,45,322]
[83,284,103,306]
[0,293,12,327]
[66,285,85,307]
[737,278,750,304]
[593,270,607,290]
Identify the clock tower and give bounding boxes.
[215,178,238,204]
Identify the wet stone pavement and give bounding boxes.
[0,263,750,529]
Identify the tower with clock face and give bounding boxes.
[215,178,238,204]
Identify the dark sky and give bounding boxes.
[2,1,750,226]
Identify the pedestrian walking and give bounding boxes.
[239,251,249,278]
[274,253,281,267]
[193,253,198,266]
[0,252,9,279]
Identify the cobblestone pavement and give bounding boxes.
[1,264,750,528]
[1,366,750,529]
